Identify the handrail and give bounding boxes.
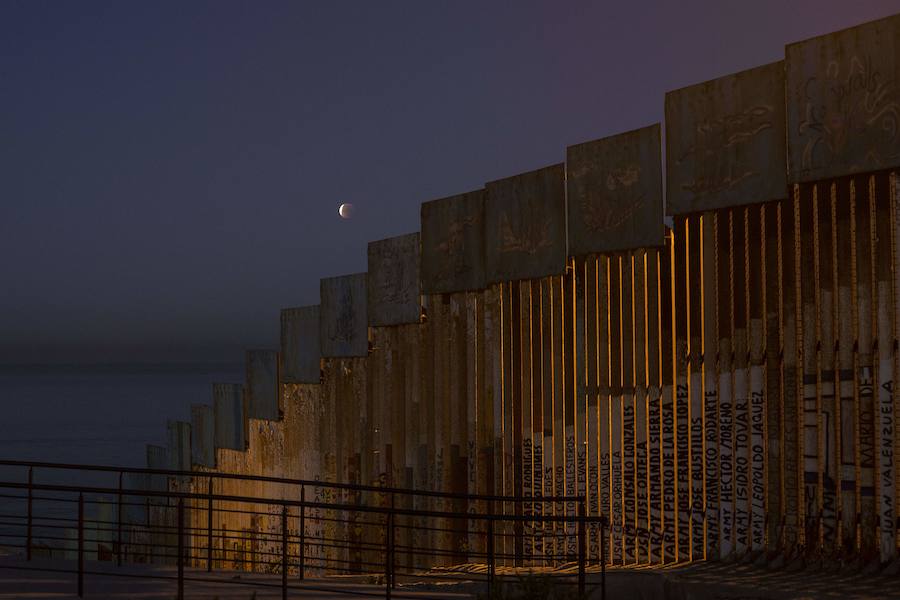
[0,458,608,600]
[0,479,594,523]
[0,459,584,504]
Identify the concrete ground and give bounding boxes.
[439,558,900,599]
[6,555,900,599]
[0,556,477,599]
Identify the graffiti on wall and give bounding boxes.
[567,125,664,255]
[787,15,900,182]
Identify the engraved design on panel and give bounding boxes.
[435,213,477,279]
[328,283,356,345]
[573,160,646,234]
[376,240,415,308]
[497,196,552,256]
[676,104,775,196]
[798,55,900,173]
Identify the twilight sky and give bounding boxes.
[1,1,898,364]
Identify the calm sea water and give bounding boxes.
[0,363,243,471]
[0,364,245,552]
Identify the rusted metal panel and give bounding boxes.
[246,349,280,420]
[567,125,665,255]
[666,62,787,214]
[166,420,191,472]
[190,404,215,468]
[213,382,245,451]
[320,273,368,357]
[420,189,486,294]
[786,14,900,183]
[281,305,321,383]
[367,232,421,326]
[484,164,567,283]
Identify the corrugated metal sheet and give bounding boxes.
[420,189,486,294]
[367,233,421,326]
[281,305,321,383]
[320,273,368,357]
[786,14,900,182]
[666,62,787,214]
[213,382,245,451]
[566,124,665,255]
[484,164,567,283]
[246,349,279,420]
[190,404,215,468]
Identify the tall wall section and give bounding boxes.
[136,14,900,570]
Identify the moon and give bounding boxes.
[338,203,355,219]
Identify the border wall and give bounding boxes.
[139,14,900,570]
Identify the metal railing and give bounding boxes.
[0,460,608,598]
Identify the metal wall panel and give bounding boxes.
[567,125,665,256]
[281,305,321,383]
[213,382,245,451]
[666,62,787,215]
[367,233,421,326]
[166,420,191,473]
[421,189,486,294]
[786,14,900,183]
[320,273,368,357]
[246,349,280,420]
[121,471,149,524]
[145,444,168,492]
[190,404,215,468]
[645,250,663,563]
[484,164,567,283]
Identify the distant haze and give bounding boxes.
[1,1,897,364]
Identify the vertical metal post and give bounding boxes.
[207,477,214,572]
[78,493,84,598]
[299,485,306,580]
[146,498,153,564]
[177,497,184,600]
[117,471,123,567]
[282,505,288,600]
[390,493,396,589]
[577,502,586,598]
[385,506,394,599]
[26,467,32,561]
[487,501,495,589]
[600,516,607,600]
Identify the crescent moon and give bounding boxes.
[339,203,354,219]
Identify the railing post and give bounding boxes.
[117,471,123,567]
[299,485,306,580]
[77,493,84,598]
[282,505,288,600]
[177,496,184,600]
[385,503,394,600]
[207,477,214,572]
[487,500,495,589]
[26,467,32,561]
[390,493,396,589]
[146,498,153,564]
[577,502,586,598]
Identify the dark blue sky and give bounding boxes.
[2,1,897,364]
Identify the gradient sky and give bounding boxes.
[2,1,898,364]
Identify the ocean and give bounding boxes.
[0,363,246,555]
[0,363,245,469]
